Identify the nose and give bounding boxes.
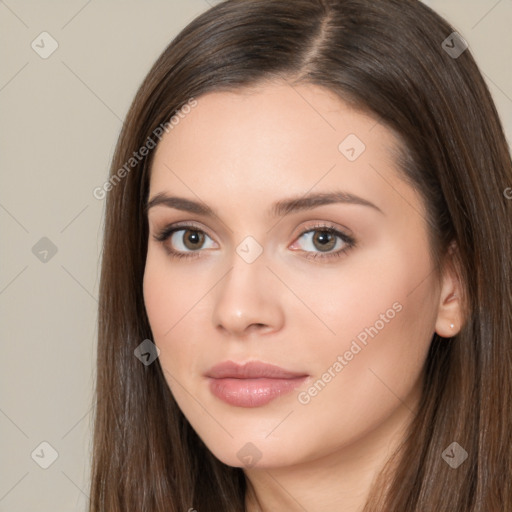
[212,255,285,338]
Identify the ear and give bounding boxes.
[434,242,465,338]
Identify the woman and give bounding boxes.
[89,0,512,510]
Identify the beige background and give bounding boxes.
[1,1,510,510]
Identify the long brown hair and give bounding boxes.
[89,0,512,510]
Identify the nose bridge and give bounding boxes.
[212,247,284,336]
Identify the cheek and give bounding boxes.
[143,254,175,339]
[143,246,208,338]
[300,240,439,422]
[292,243,436,355]
[142,251,198,377]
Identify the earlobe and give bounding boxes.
[434,244,464,338]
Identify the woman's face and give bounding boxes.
[143,81,446,469]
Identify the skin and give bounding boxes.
[143,81,463,512]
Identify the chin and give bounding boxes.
[200,434,306,470]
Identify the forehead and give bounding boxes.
[149,81,417,220]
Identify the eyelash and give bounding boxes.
[153,222,356,262]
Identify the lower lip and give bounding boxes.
[208,376,308,407]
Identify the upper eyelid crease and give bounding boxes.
[145,190,384,217]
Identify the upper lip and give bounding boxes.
[206,360,308,379]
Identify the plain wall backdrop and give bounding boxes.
[1,0,511,510]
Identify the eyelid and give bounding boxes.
[153,220,217,243]
[291,221,354,240]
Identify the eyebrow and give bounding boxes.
[146,190,383,217]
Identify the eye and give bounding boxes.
[153,224,216,259]
[153,222,356,262]
[289,224,356,261]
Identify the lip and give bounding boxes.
[205,361,309,407]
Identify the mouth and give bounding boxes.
[205,360,309,407]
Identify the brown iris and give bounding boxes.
[312,230,336,252]
[182,230,205,250]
